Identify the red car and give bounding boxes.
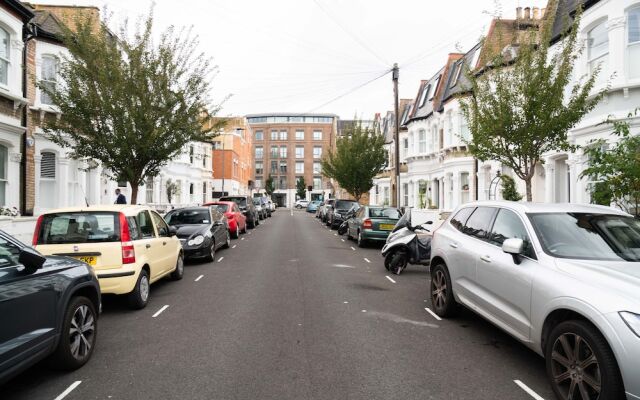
[206,201,247,239]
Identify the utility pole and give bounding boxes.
[392,63,401,208]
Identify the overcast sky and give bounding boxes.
[35,0,547,119]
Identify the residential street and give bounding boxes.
[3,210,554,400]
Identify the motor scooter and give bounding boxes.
[381,208,433,275]
[337,206,359,235]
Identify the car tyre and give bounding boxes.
[232,227,240,239]
[545,320,624,400]
[128,269,150,309]
[171,253,184,280]
[430,263,458,317]
[206,241,216,262]
[346,227,353,240]
[223,231,231,249]
[50,296,97,370]
[357,231,367,248]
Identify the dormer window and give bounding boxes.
[41,55,59,105]
[0,28,9,85]
[429,76,441,100]
[449,62,462,88]
[419,84,431,107]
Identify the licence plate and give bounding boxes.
[76,256,97,266]
[379,224,395,231]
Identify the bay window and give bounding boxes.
[587,21,609,84]
[0,28,9,86]
[628,7,640,79]
[418,129,426,153]
[41,55,59,105]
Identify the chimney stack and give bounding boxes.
[532,7,540,20]
[524,7,531,20]
[516,7,523,19]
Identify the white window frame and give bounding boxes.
[0,144,7,206]
[295,130,304,140]
[40,55,59,105]
[313,130,322,140]
[296,146,304,159]
[313,161,321,174]
[0,27,9,86]
[587,19,609,80]
[418,129,427,153]
[313,146,322,159]
[255,146,263,159]
[295,161,304,174]
[627,6,640,79]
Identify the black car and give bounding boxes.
[219,196,259,229]
[164,206,230,261]
[328,199,359,229]
[0,230,100,385]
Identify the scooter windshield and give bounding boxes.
[391,208,411,233]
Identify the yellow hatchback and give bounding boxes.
[33,205,184,309]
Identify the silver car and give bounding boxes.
[430,201,640,400]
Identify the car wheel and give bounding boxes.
[128,269,150,309]
[206,241,216,262]
[50,296,97,370]
[357,231,366,248]
[232,227,240,239]
[171,253,184,280]
[546,320,624,400]
[346,227,352,240]
[430,263,458,317]
[223,231,231,248]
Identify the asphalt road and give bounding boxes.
[2,209,555,400]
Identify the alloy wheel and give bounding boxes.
[550,333,601,400]
[140,274,150,302]
[431,270,447,310]
[69,305,95,360]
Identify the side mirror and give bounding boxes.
[168,226,178,237]
[502,238,524,264]
[19,247,46,270]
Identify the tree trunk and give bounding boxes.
[130,184,139,204]
[525,178,533,202]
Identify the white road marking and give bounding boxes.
[424,307,442,321]
[361,310,367,312]
[232,245,237,249]
[332,264,355,268]
[195,275,204,282]
[343,301,349,304]
[152,305,169,318]
[385,275,396,283]
[363,258,371,263]
[341,239,345,242]
[241,237,245,241]
[217,257,224,263]
[514,380,546,400]
[350,246,356,251]
[54,381,82,400]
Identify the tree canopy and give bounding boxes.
[460,1,605,201]
[296,176,307,200]
[321,122,386,201]
[40,9,224,203]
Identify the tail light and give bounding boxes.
[119,212,136,264]
[363,219,372,230]
[32,215,44,246]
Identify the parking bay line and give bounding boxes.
[232,245,237,249]
[54,381,82,400]
[195,274,204,282]
[424,307,442,321]
[385,275,396,284]
[350,246,356,251]
[217,257,224,263]
[152,305,169,318]
[514,380,545,400]
[364,258,371,263]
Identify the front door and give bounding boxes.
[475,208,535,341]
[150,211,176,274]
[136,211,161,279]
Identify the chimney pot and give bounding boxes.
[532,7,540,20]
[524,7,531,20]
[516,6,523,19]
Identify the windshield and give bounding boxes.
[221,197,246,207]
[392,208,411,233]
[165,209,210,225]
[214,204,229,213]
[37,212,120,244]
[335,200,357,210]
[528,213,640,261]
[370,208,400,219]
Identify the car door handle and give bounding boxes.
[146,244,151,249]
[449,243,458,249]
[163,241,167,246]
[480,255,492,263]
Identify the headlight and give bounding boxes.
[187,235,205,246]
[620,312,640,338]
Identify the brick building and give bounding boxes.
[246,113,337,207]
[209,116,253,197]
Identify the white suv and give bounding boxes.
[430,201,639,400]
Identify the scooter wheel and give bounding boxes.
[386,251,407,275]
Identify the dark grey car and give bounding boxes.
[0,230,101,385]
[164,206,230,261]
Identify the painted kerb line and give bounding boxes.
[195,274,204,282]
[152,305,169,318]
[385,275,396,283]
[424,307,442,321]
[514,380,545,400]
[54,381,82,400]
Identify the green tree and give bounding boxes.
[265,175,276,196]
[40,10,224,204]
[460,2,605,201]
[321,121,386,202]
[296,177,307,200]
[500,175,523,201]
[581,112,640,216]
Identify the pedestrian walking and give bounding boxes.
[115,188,127,204]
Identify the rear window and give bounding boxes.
[335,200,357,210]
[214,204,229,213]
[165,209,210,225]
[37,212,120,244]
[370,208,400,219]
[221,197,247,207]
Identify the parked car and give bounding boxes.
[295,199,309,209]
[220,196,259,228]
[257,197,271,217]
[327,199,359,229]
[267,199,276,213]
[253,198,267,220]
[0,230,101,385]
[346,206,401,247]
[319,199,335,223]
[430,201,640,399]
[165,206,230,261]
[34,205,184,310]
[306,200,321,213]
[207,201,247,239]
